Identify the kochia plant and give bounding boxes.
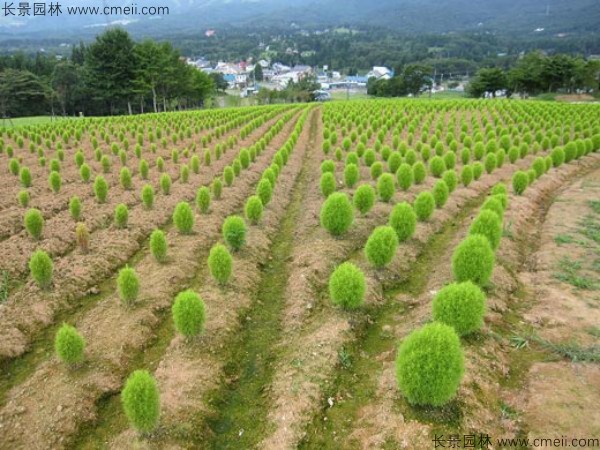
[353,184,375,215]
[24,208,44,240]
[121,370,160,433]
[29,250,53,289]
[222,215,247,251]
[432,282,486,336]
[451,234,495,286]
[173,202,195,234]
[172,290,206,338]
[389,202,416,242]
[150,229,167,263]
[208,243,233,285]
[117,266,140,305]
[55,323,85,365]
[320,193,354,237]
[364,226,399,269]
[328,262,366,310]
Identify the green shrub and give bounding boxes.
[20,167,31,188]
[395,322,464,406]
[160,173,171,195]
[245,195,264,224]
[363,148,376,167]
[412,161,426,184]
[414,191,435,222]
[8,158,19,176]
[222,215,247,251]
[365,226,399,269]
[429,156,446,178]
[460,165,473,187]
[69,196,81,220]
[527,169,536,185]
[389,202,416,242]
[212,178,223,200]
[344,163,359,188]
[320,172,336,197]
[121,370,160,433]
[172,290,206,338]
[321,160,335,174]
[472,162,483,181]
[353,184,375,215]
[482,196,505,218]
[432,180,449,209]
[451,234,495,286]
[223,166,235,186]
[24,208,44,240]
[49,171,61,193]
[345,152,359,166]
[75,151,85,167]
[190,155,200,174]
[141,185,154,209]
[432,282,486,336]
[55,324,85,365]
[469,210,502,250]
[18,190,30,208]
[564,142,576,163]
[173,202,194,234]
[496,149,505,168]
[388,152,402,173]
[328,262,366,310]
[532,157,545,178]
[117,266,140,305]
[100,155,111,173]
[208,243,233,285]
[377,173,395,202]
[93,175,108,203]
[320,193,354,236]
[196,186,211,214]
[370,161,383,180]
[29,250,53,289]
[75,222,89,253]
[396,163,413,191]
[512,171,528,195]
[80,163,91,183]
[150,229,167,262]
[551,147,565,167]
[256,178,273,206]
[114,204,129,229]
[483,151,496,173]
[442,170,458,193]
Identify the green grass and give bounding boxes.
[580,215,600,244]
[330,90,372,101]
[588,200,600,215]
[0,116,74,128]
[553,256,597,290]
[554,234,575,245]
[0,271,8,302]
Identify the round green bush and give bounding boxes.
[377,173,395,202]
[344,163,360,188]
[442,170,458,193]
[527,169,536,185]
[414,191,435,222]
[20,167,31,188]
[472,162,483,181]
[55,323,85,365]
[328,262,366,310]
[320,193,354,236]
[432,180,449,209]
[345,152,359,166]
[396,163,413,191]
[353,184,375,215]
[461,148,471,165]
[482,196,505,218]
[29,250,53,289]
[429,156,446,178]
[532,157,545,179]
[321,159,335,174]
[389,202,416,242]
[114,203,129,229]
[551,147,565,167]
[395,322,464,406]
[150,229,167,263]
[141,184,154,209]
[370,161,383,180]
[24,208,44,240]
[484,153,496,174]
[223,166,235,186]
[245,195,264,224]
[208,243,233,285]
[173,202,194,234]
[365,226,399,269]
[117,266,140,305]
[121,370,160,433]
[120,167,132,190]
[432,282,486,336]
[18,190,30,208]
[388,152,402,173]
[564,142,576,163]
[412,161,426,184]
[172,290,206,338]
[320,172,336,197]
[460,165,473,187]
[93,175,108,203]
[80,163,91,183]
[469,210,502,250]
[69,196,81,220]
[451,234,495,286]
[212,178,223,200]
[256,178,273,206]
[160,173,172,195]
[49,171,61,193]
[196,186,211,214]
[139,159,149,179]
[512,171,528,195]
[222,215,247,251]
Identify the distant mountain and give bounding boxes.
[1,0,598,41]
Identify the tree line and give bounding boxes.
[0,28,214,118]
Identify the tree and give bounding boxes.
[0,69,49,118]
[85,28,137,114]
[467,68,507,98]
[51,61,79,115]
[210,72,229,92]
[402,64,432,96]
[254,63,264,82]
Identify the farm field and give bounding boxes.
[0,99,598,449]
